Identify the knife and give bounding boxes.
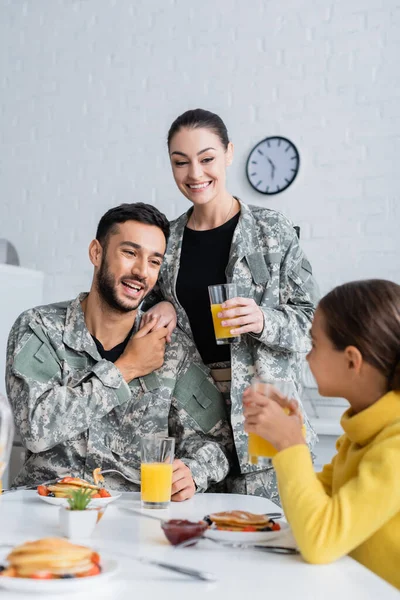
[1,479,60,494]
[246,545,298,555]
[136,556,216,581]
[118,507,167,521]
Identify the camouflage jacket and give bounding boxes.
[157,200,319,476]
[6,294,233,492]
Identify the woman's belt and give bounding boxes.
[210,367,232,382]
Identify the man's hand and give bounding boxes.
[115,318,167,382]
[140,301,177,343]
[171,459,196,502]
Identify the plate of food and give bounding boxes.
[203,510,289,543]
[0,537,118,593]
[37,473,121,507]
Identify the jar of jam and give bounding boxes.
[161,519,208,546]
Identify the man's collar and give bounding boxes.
[63,293,101,360]
[63,292,142,360]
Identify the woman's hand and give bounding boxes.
[243,386,305,452]
[140,301,177,343]
[219,297,264,335]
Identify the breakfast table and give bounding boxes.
[0,490,398,599]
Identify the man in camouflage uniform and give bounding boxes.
[155,200,319,501]
[6,203,233,496]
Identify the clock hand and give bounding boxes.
[267,157,276,180]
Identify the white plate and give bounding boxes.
[205,521,289,544]
[0,557,119,594]
[37,490,121,507]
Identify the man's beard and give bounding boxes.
[96,257,146,314]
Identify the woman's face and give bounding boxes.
[169,127,233,206]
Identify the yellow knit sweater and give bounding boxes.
[273,391,400,589]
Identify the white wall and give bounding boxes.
[1,0,399,303]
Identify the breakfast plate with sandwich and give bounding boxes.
[0,537,118,593]
[36,471,121,507]
[204,510,289,543]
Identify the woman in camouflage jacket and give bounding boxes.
[143,109,319,502]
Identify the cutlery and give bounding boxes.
[175,536,299,554]
[92,545,216,582]
[98,469,139,485]
[135,556,216,581]
[123,508,283,522]
[1,479,60,494]
[119,507,167,521]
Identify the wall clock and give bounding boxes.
[246,136,300,195]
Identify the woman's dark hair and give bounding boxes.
[167,108,230,150]
[319,279,400,390]
[96,203,170,248]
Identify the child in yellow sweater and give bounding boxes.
[243,279,400,589]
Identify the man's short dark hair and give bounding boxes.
[96,203,170,248]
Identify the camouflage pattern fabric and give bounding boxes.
[6,294,234,492]
[156,199,319,502]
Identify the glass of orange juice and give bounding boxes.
[247,379,307,466]
[140,435,175,509]
[208,283,240,345]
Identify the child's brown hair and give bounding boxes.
[319,279,400,390]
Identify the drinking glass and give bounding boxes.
[247,379,306,466]
[0,393,15,494]
[140,436,175,509]
[208,283,240,345]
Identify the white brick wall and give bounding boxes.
[0,0,399,302]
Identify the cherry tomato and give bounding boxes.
[99,488,111,498]
[79,564,101,577]
[37,485,48,496]
[91,493,101,498]
[271,522,281,531]
[0,567,16,577]
[31,571,53,579]
[91,552,100,565]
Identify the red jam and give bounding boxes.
[161,519,208,546]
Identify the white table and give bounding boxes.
[0,491,397,599]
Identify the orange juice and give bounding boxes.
[211,303,237,340]
[248,434,278,463]
[248,410,307,464]
[141,462,173,504]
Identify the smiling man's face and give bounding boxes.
[95,220,166,313]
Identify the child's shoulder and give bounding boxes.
[379,417,400,440]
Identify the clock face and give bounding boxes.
[246,136,300,195]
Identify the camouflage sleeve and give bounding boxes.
[6,312,130,454]
[253,222,319,352]
[140,284,164,312]
[168,347,233,493]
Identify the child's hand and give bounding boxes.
[253,383,303,422]
[243,386,306,451]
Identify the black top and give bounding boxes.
[176,213,240,364]
[92,326,134,363]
